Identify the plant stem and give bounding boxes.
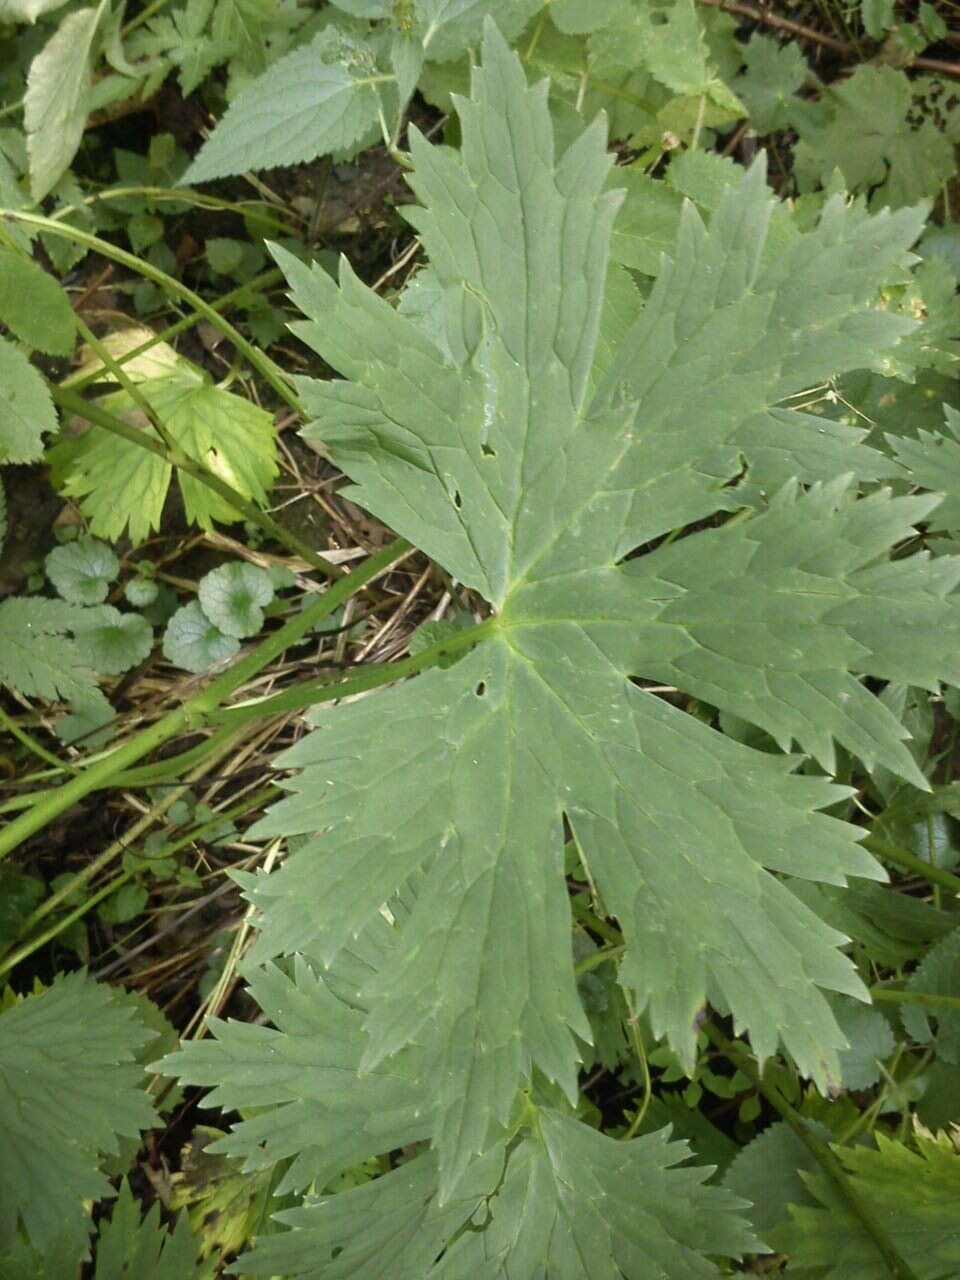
[0,209,298,411]
[52,384,341,579]
[0,539,411,860]
[0,704,79,775]
[705,1024,921,1280]
[207,616,497,727]
[66,268,285,393]
[862,834,960,896]
[871,987,960,1010]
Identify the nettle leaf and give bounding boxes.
[722,1119,827,1242]
[0,247,76,356]
[182,25,387,185]
[0,972,157,1252]
[773,1130,960,1277]
[54,365,278,544]
[45,535,119,605]
[0,335,58,463]
[24,4,104,200]
[161,926,760,1276]
[163,601,240,673]
[237,25,955,1203]
[198,561,275,638]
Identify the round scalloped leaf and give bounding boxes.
[45,537,119,605]
[163,601,240,673]
[198,562,274,639]
[74,608,153,676]
[124,578,159,608]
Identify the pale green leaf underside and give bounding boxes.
[245,22,951,1206]
[24,5,101,200]
[160,936,760,1277]
[0,972,156,1251]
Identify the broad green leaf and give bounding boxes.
[45,535,119,605]
[53,365,277,544]
[773,1130,960,1277]
[182,25,386,185]
[160,935,760,1276]
[24,4,104,200]
[163,601,240,672]
[0,972,157,1252]
[900,925,960,1063]
[210,0,274,74]
[722,1119,827,1240]
[93,1179,207,1280]
[0,335,58,463]
[793,65,957,208]
[0,597,104,705]
[733,33,806,134]
[0,248,76,355]
[198,561,274,638]
[239,25,956,1201]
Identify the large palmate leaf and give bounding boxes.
[160,919,760,1275]
[166,21,960,1261]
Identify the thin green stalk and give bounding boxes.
[0,209,297,411]
[0,539,411,860]
[208,616,497,727]
[66,268,285,393]
[705,1023,921,1280]
[52,383,340,579]
[0,780,276,981]
[862,834,960,896]
[0,704,79,775]
[66,187,300,236]
[871,987,960,1010]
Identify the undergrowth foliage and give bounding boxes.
[0,0,959,1275]
[159,25,960,1274]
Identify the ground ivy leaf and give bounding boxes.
[45,535,119,605]
[198,561,274,639]
[163,601,240,673]
[74,606,153,675]
[0,972,156,1252]
[0,336,58,463]
[249,20,955,1205]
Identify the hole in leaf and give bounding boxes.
[481,443,496,457]
[453,490,462,509]
[475,681,486,697]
